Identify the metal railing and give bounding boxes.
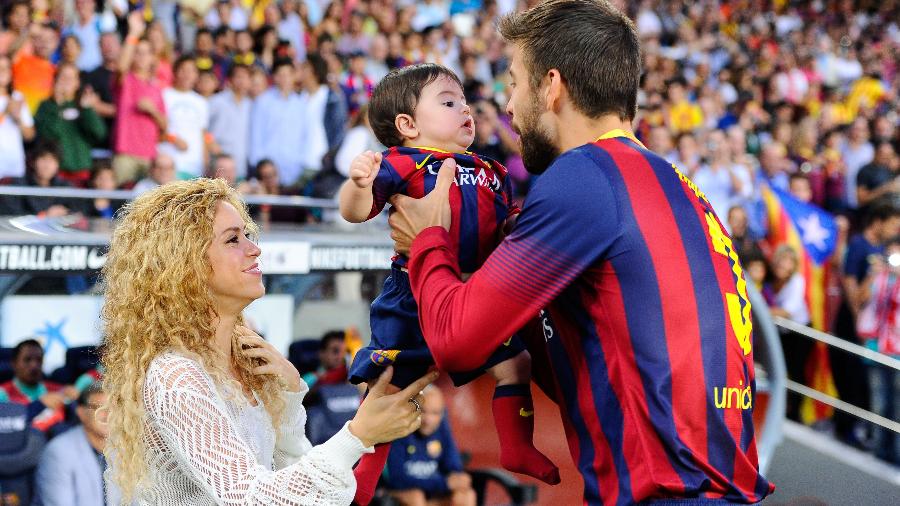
[773,315,900,435]
[746,283,787,474]
[0,185,340,209]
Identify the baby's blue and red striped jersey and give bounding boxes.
[368,146,518,272]
[408,134,775,504]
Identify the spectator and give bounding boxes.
[0,1,32,58]
[335,103,383,177]
[300,330,350,391]
[147,20,175,88]
[12,21,58,114]
[81,32,121,157]
[0,53,35,180]
[0,339,74,433]
[192,27,229,82]
[34,62,107,186]
[342,51,375,116]
[856,141,900,209]
[834,202,900,448]
[277,0,306,63]
[157,55,209,180]
[302,52,347,173]
[842,117,875,209]
[196,67,221,98]
[208,153,239,187]
[336,11,372,57]
[383,386,476,506]
[248,64,269,98]
[254,24,280,73]
[87,162,120,219]
[59,34,82,67]
[246,158,310,223]
[726,204,761,259]
[469,99,519,166]
[249,59,308,188]
[768,244,812,421]
[0,144,82,217]
[856,236,900,465]
[112,13,167,185]
[33,383,121,506]
[65,0,116,72]
[208,63,253,179]
[133,153,176,195]
[205,0,249,31]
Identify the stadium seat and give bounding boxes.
[305,383,361,446]
[0,347,14,384]
[288,339,321,376]
[0,403,47,506]
[48,345,99,385]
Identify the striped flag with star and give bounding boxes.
[761,180,839,422]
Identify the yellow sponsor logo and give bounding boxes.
[415,154,432,170]
[519,408,534,417]
[370,349,401,365]
[714,380,753,410]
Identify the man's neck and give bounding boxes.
[557,112,634,154]
[84,429,105,453]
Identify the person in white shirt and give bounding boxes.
[208,64,252,179]
[100,178,436,505]
[0,54,34,180]
[158,55,210,179]
[65,0,117,72]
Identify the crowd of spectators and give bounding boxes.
[0,0,898,473]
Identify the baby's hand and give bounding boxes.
[350,151,382,189]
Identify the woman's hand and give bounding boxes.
[238,326,302,392]
[348,367,439,447]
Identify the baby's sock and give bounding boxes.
[492,384,561,485]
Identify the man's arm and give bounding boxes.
[404,150,618,371]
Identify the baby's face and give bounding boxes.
[409,76,475,152]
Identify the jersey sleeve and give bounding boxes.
[408,149,620,371]
[368,155,403,220]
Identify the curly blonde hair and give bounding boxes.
[100,178,285,500]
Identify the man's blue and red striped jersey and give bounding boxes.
[408,134,775,504]
[368,146,518,272]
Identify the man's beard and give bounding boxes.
[516,100,559,175]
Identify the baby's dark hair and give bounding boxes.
[368,63,463,147]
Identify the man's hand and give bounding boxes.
[447,472,472,491]
[350,150,381,189]
[388,157,456,255]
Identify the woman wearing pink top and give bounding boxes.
[112,12,167,186]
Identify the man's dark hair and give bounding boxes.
[174,55,195,73]
[77,381,103,407]
[864,200,900,229]
[307,52,329,85]
[12,339,41,361]
[498,0,641,120]
[368,63,463,147]
[319,330,344,351]
[227,62,250,79]
[272,58,294,75]
[32,142,60,162]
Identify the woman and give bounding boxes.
[101,178,434,504]
[768,244,811,422]
[34,63,107,186]
[0,53,35,180]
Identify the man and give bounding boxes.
[133,153,176,194]
[832,201,900,448]
[158,55,210,180]
[384,386,476,506]
[0,339,73,433]
[65,0,117,72]
[81,32,121,157]
[388,1,773,503]
[33,383,121,505]
[301,330,350,390]
[249,59,308,188]
[301,53,347,175]
[208,64,253,178]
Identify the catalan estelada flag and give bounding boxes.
[761,181,840,422]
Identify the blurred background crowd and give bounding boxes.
[0,0,898,504]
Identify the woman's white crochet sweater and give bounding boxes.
[117,353,372,505]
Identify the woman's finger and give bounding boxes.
[252,364,278,376]
[242,347,272,360]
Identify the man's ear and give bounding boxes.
[395,113,418,141]
[544,69,565,113]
